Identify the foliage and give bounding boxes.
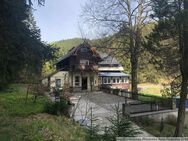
[147,0,188,136]
[104,104,140,141]
[0,114,87,141]
[0,84,87,141]
[42,38,84,75]
[0,84,47,116]
[44,97,71,116]
[134,115,188,137]
[51,38,84,57]
[139,84,162,96]
[86,107,101,140]
[0,0,56,88]
[113,89,120,95]
[82,0,153,99]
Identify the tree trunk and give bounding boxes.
[130,0,143,100]
[174,0,188,136]
[174,75,188,136]
[131,52,138,99]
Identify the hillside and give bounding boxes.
[51,38,84,56]
[0,84,88,141]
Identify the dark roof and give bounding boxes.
[56,42,101,64]
[98,52,121,65]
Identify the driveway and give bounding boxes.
[70,91,154,137]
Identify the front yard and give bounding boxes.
[0,84,87,141]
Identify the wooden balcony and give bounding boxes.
[70,64,98,71]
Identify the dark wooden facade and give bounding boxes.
[55,42,102,91]
[56,42,101,72]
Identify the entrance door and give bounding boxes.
[82,77,87,90]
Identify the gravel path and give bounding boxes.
[70,91,154,137]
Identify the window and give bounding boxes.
[124,78,128,83]
[117,78,119,83]
[103,77,107,84]
[107,78,111,84]
[122,78,124,83]
[80,47,88,53]
[113,78,116,83]
[80,60,89,65]
[75,76,80,86]
[55,79,61,88]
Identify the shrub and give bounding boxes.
[139,117,155,126]
[113,89,120,95]
[44,97,71,116]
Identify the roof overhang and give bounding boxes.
[99,72,129,77]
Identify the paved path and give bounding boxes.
[70,91,154,137]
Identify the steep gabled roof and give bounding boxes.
[56,42,101,64]
[98,52,121,65]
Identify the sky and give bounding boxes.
[33,0,87,43]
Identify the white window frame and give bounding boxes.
[121,77,124,83]
[103,77,107,84]
[124,77,128,83]
[75,76,80,86]
[107,78,111,84]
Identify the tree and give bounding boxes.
[27,0,45,6]
[147,0,188,136]
[0,0,56,89]
[82,0,151,99]
[104,104,140,141]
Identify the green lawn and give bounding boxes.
[138,83,162,97]
[0,84,87,141]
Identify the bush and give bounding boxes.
[44,97,71,116]
[113,89,120,95]
[135,117,155,126]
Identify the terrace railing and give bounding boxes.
[121,90,174,114]
[100,86,174,114]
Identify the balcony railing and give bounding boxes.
[70,64,98,71]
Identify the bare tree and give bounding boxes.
[82,0,152,99]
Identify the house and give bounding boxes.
[98,52,129,90]
[43,42,102,92]
[42,42,129,92]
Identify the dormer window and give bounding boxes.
[80,47,88,53]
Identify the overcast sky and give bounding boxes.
[33,0,87,43]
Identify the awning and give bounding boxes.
[99,72,129,77]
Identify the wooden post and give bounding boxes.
[172,97,177,109]
[150,103,153,111]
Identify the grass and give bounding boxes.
[134,115,188,137]
[0,84,87,141]
[0,84,47,116]
[138,83,162,97]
